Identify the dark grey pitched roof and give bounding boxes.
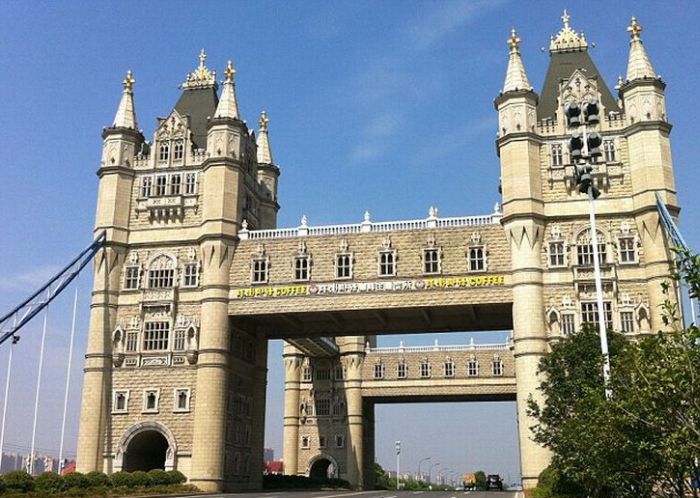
[538,50,619,120]
[174,87,219,149]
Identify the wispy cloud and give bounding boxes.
[410,115,496,165]
[0,265,60,293]
[404,0,506,50]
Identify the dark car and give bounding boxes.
[485,474,503,491]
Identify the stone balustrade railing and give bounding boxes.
[366,337,512,354]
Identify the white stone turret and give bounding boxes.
[503,29,532,93]
[256,111,273,164]
[214,60,240,119]
[112,70,138,129]
[625,17,657,81]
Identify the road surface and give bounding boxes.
[184,490,522,498]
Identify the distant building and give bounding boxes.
[263,448,274,462]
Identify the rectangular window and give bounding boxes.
[444,361,454,377]
[252,258,268,284]
[124,266,140,289]
[604,140,616,162]
[148,268,174,288]
[334,366,345,380]
[159,143,169,162]
[182,263,199,287]
[143,321,170,351]
[170,174,182,195]
[561,314,576,335]
[335,435,345,448]
[301,436,310,449]
[174,141,184,161]
[619,237,636,263]
[302,366,312,382]
[374,364,385,379]
[125,332,138,352]
[173,329,186,351]
[379,251,395,277]
[620,311,635,333]
[319,436,327,448]
[397,363,407,379]
[468,361,479,377]
[423,249,440,274]
[581,302,613,330]
[577,243,606,266]
[551,144,563,166]
[294,256,310,281]
[143,389,159,413]
[316,368,331,381]
[185,173,197,195]
[174,389,190,411]
[155,175,167,196]
[113,390,129,413]
[315,399,330,416]
[549,242,565,267]
[140,176,152,197]
[492,360,504,376]
[420,362,431,378]
[336,254,352,279]
[469,247,485,272]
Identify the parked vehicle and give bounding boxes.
[485,474,503,491]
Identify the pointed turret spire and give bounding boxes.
[256,111,273,164]
[625,17,657,81]
[503,29,532,93]
[214,60,240,119]
[112,70,138,129]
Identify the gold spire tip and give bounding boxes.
[507,28,521,52]
[627,17,643,40]
[122,70,135,92]
[225,60,236,82]
[259,111,269,131]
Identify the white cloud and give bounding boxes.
[0,265,60,293]
[405,0,506,50]
[410,115,496,165]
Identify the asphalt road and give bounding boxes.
[191,490,521,498]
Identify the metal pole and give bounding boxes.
[0,336,16,461]
[588,186,612,399]
[29,300,50,474]
[396,448,400,490]
[418,456,430,482]
[58,286,79,473]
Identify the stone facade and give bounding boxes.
[76,14,681,493]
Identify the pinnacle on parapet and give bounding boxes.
[182,49,217,90]
[503,28,532,93]
[625,17,657,82]
[549,9,588,53]
[112,70,138,129]
[256,111,273,164]
[214,60,241,119]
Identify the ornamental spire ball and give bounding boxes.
[627,16,643,40]
[224,60,236,83]
[122,70,135,92]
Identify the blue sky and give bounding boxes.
[0,0,698,483]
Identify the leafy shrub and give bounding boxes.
[35,471,65,493]
[110,471,136,488]
[0,474,6,494]
[131,470,152,487]
[147,469,170,485]
[165,469,187,484]
[85,471,111,488]
[63,471,90,489]
[3,470,35,492]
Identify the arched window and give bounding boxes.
[576,229,607,266]
[159,142,170,162]
[173,141,184,161]
[148,255,176,289]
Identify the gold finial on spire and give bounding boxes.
[199,49,207,68]
[259,111,269,131]
[224,60,236,83]
[627,17,643,40]
[561,9,570,30]
[507,28,521,53]
[182,49,217,89]
[122,70,135,92]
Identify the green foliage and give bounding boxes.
[146,469,170,485]
[165,469,186,484]
[2,471,34,492]
[34,471,65,493]
[110,471,137,488]
[474,470,486,490]
[0,475,5,494]
[84,471,111,488]
[63,471,90,489]
[130,470,152,487]
[531,465,585,498]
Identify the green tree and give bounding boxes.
[474,470,486,490]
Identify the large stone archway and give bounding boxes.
[114,421,177,472]
[307,453,339,480]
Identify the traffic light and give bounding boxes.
[564,101,581,127]
[569,132,584,162]
[587,132,603,158]
[584,99,600,125]
[574,163,600,198]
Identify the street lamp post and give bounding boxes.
[566,98,612,398]
[395,440,401,491]
[428,462,440,484]
[418,456,431,482]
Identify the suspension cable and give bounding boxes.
[0,331,17,463]
[28,298,49,474]
[58,284,79,473]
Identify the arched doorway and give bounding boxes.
[123,430,169,471]
[308,454,338,480]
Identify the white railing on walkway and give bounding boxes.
[238,205,503,240]
[366,337,512,354]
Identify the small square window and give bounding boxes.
[252,258,269,284]
[374,363,385,379]
[335,253,353,279]
[378,250,396,277]
[174,388,191,412]
[549,242,565,267]
[619,237,636,264]
[468,247,486,272]
[294,256,310,281]
[423,249,440,274]
[143,389,160,413]
[420,361,431,378]
[467,360,479,377]
[444,361,455,377]
[124,266,140,290]
[397,363,408,379]
[492,360,504,376]
[143,322,170,351]
[182,263,199,287]
[113,390,129,414]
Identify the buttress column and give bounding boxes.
[282,343,302,475]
